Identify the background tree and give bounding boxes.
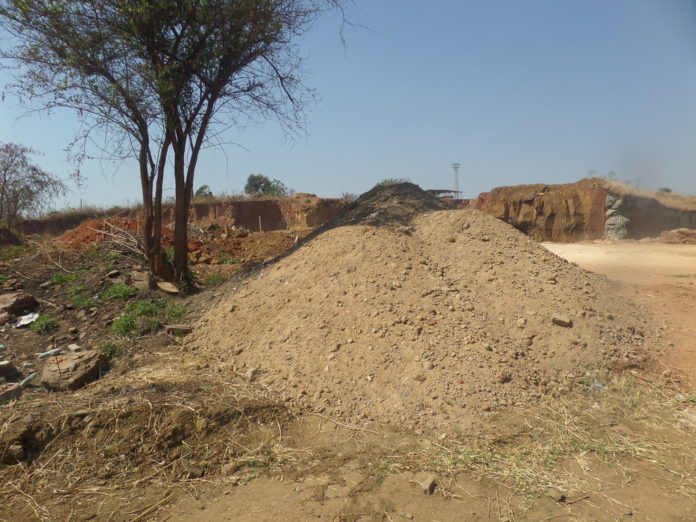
[0,143,67,230]
[244,174,291,197]
[194,185,214,199]
[0,0,343,281]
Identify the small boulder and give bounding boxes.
[157,281,179,294]
[39,350,107,391]
[0,291,38,316]
[552,314,573,328]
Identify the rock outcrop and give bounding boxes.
[474,179,696,242]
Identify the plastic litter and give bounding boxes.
[19,372,37,388]
[16,312,40,328]
[38,348,63,359]
[592,381,607,391]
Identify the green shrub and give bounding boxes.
[165,302,186,322]
[205,273,226,286]
[102,283,136,301]
[68,284,86,296]
[52,273,78,284]
[164,247,175,263]
[139,317,162,334]
[98,340,122,360]
[111,314,137,336]
[125,299,162,317]
[374,177,411,187]
[0,246,24,260]
[217,254,239,265]
[72,295,93,308]
[30,316,58,333]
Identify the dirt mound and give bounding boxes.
[192,209,655,433]
[658,228,696,244]
[316,182,448,230]
[58,217,202,252]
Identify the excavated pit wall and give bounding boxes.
[19,196,348,236]
[474,179,696,242]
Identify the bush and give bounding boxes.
[165,302,186,322]
[102,283,136,301]
[72,295,93,308]
[205,273,226,286]
[98,340,122,360]
[374,177,411,187]
[126,299,160,317]
[52,273,77,284]
[68,284,86,296]
[30,316,58,333]
[111,314,137,336]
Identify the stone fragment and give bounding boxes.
[546,487,566,502]
[496,370,512,384]
[157,281,180,294]
[165,324,193,335]
[552,314,573,327]
[39,350,107,391]
[0,360,19,378]
[0,384,22,403]
[133,281,151,291]
[0,291,38,316]
[419,476,437,495]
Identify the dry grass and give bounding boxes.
[0,356,291,521]
[601,179,696,211]
[391,376,696,504]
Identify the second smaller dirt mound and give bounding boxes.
[317,182,448,230]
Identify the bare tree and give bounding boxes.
[0,0,344,281]
[0,143,67,230]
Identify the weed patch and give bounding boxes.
[111,314,137,336]
[52,272,78,284]
[30,316,58,333]
[216,253,239,265]
[98,340,122,360]
[102,283,136,301]
[204,273,226,286]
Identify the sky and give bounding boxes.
[1,0,695,209]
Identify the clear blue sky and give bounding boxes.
[1,0,695,209]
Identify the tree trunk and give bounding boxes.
[172,135,189,282]
[139,147,155,273]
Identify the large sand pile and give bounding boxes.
[192,187,655,432]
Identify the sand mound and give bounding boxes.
[192,205,655,432]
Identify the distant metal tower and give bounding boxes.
[452,163,460,197]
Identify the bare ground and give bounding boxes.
[161,238,696,521]
[2,208,695,521]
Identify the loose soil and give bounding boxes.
[1,184,694,521]
[192,209,655,432]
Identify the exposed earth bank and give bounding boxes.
[473,178,696,242]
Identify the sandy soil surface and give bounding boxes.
[543,241,696,285]
[544,240,696,384]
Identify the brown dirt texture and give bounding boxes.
[192,207,655,432]
[1,183,695,522]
